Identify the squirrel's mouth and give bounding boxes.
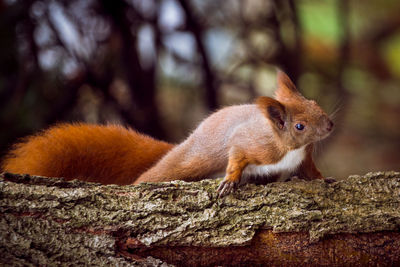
[316,131,332,141]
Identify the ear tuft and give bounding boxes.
[256,97,286,130]
[275,70,302,101]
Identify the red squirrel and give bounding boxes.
[135,71,333,195]
[2,71,333,196]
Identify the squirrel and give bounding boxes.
[1,71,333,196]
[134,71,333,195]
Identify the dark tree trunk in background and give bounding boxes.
[99,0,165,139]
[178,0,219,111]
[271,0,302,83]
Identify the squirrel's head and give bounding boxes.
[256,71,333,149]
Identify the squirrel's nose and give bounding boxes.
[326,120,334,132]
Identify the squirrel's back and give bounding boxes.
[1,123,173,184]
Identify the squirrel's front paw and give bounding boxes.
[217,179,238,197]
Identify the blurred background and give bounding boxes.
[0,0,399,178]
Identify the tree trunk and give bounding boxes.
[1,171,400,266]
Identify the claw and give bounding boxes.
[285,175,299,182]
[217,179,237,197]
[324,177,336,184]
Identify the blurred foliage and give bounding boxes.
[0,0,399,177]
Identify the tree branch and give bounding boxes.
[1,171,400,266]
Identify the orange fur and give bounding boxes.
[1,124,173,185]
[294,144,323,180]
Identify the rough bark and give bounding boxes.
[1,171,399,266]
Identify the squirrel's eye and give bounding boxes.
[295,123,305,131]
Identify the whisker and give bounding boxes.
[329,98,344,121]
[329,108,340,120]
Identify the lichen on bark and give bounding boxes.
[1,171,400,266]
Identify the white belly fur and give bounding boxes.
[242,146,306,178]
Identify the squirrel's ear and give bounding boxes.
[256,96,286,130]
[275,70,303,101]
